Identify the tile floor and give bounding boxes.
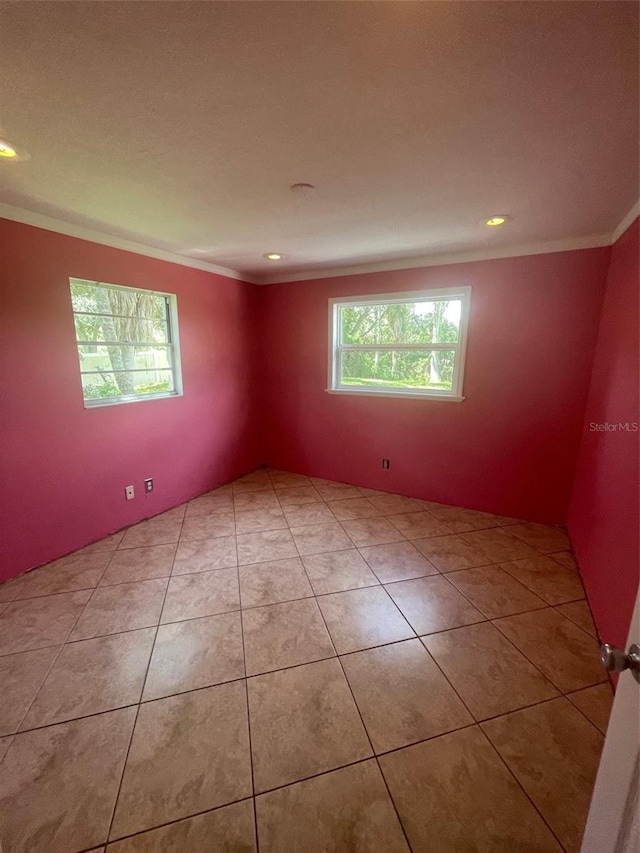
[0,469,612,853]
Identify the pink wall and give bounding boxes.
[0,218,261,582]
[568,219,640,649]
[259,248,610,524]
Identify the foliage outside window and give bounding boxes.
[70,278,182,407]
[328,287,471,400]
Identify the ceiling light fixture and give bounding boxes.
[0,140,17,158]
[290,182,315,196]
[486,215,507,226]
[264,253,283,260]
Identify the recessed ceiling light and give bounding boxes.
[0,140,17,158]
[264,253,283,260]
[486,215,507,226]
[290,182,315,196]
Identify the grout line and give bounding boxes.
[234,486,261,853]
[103,514,182,847]
[303,547,414,851]
[476,723,571,852]
[9,549,121,732]
[0,474,603,852]
[84,795,256,851]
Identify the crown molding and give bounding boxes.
[2,200,636,288]
[611,200,640,244]
[257,232,612,285]
[0,203,259,284]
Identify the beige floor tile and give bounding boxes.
[290,522,354,555]
[0,735,13,763]
[500,555,585,605]
[340,517,405,547]
[0,590,92,655]
[161,569,239,623]
[111,681,252,839]
[428,505,507,533]
[235,507,288,535]
[70,579,167,640]
[368,494,424,515]
[239,557,313,607]
[143,612,244,700]
[356,486,391,498]
[11,552,111,600]
[233,471,273,493]
[358,541,438,583]
[283,501,337,527]
[379,726,562,853]
[152,505,187,523]
[0,707,136,853]
[107,800,256,852]
[233,490,280,511]
[242,598,335,675]
[555,600,597,636]
[22,629,155,729]
[0,578,18,603]
[0,647,59,735]
[445,565,547,618]
[237,529,298,565]
[313,482,363,501]
[567,683,614,733]
[549,550,578,570]
[184,492,233,517]
[274,485,323,505]
[385,575,484,635]
[256,760,408,853]
[76,531,125,554]
[171,535,237,575]
[423,622,558,720]
[180,512,235,541]
[248,658,372,793]
[99,544,176,586]
[119,518,183,549]
[482,698,604,853]
[387,511,452,539]
[493,608,606,692]
[270,471,313,489]
[413,533,492,571]
[317,586,414,653]
[327,497,381,520]
[509,522,571,553]
[342,639,472,752]
[302,549,379,594]
[459,527,539,562]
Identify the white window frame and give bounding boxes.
[70,278,183,408]
[327,286,471,401]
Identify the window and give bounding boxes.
[70,278,182,407]
[328,287,471,400]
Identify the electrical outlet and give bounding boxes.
[125,485,135,500]
[144,478,154,494]
[382,459,390,469]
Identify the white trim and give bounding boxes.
[71,277,184,407]
[259,233,612,284]
[611,200,640,244]
[2,200,636,287]
[0,203,259,284]
[327,286,471,401]
[326,388,465,402]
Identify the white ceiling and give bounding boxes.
[0,1,638,284]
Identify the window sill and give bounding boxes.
[326,388,465,402]
[84,391,183,409]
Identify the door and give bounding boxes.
[582,590,640,852]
